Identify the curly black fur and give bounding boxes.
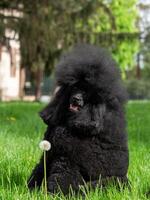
[27,44,129,195]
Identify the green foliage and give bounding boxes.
[143,65,150,80]
[0,102,150,199]
[125,79,150,99]
[110,0,139,71]
[73,0,139,72]
[112,40,139,73]
[0,0,139,74]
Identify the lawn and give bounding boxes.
[0,102,149,200]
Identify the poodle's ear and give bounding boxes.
[39,86,61,125]
[39,103,54,125]
[39,86,69,125]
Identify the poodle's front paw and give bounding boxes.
[47,181,59,194]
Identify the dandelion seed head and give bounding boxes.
[39,140,51,151]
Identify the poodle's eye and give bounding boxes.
[69,77,76,83]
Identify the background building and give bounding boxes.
[0,9,21,101]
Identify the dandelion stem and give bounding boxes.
[44,151,47,200]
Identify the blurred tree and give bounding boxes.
[108,0,139,72]
[142,27,150,79]
[0,0,139,99]
[67,0,139,72]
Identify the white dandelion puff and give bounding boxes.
[39,140,51,199]
[39,140,51,151]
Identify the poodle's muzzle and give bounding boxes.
[69,93,84,112]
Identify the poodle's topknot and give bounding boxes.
[56,44,127,103]
[56,44,121,85]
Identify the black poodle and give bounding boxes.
[27,44,129,194]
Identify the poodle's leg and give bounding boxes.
[27,127,69,191]
[47,157,83,195]
[27,156,45,190]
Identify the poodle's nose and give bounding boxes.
[72,96,79,104]
[72,94,84,106]
[73,94,81,101]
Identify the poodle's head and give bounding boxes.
[65,80,107,134]
[40,44,127,135]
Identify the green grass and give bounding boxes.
[0,101,149,200]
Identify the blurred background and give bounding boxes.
[0,0,150,102]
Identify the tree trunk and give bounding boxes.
[34,67,43,101]
[135,53,141,79]
[19,66,26,100]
